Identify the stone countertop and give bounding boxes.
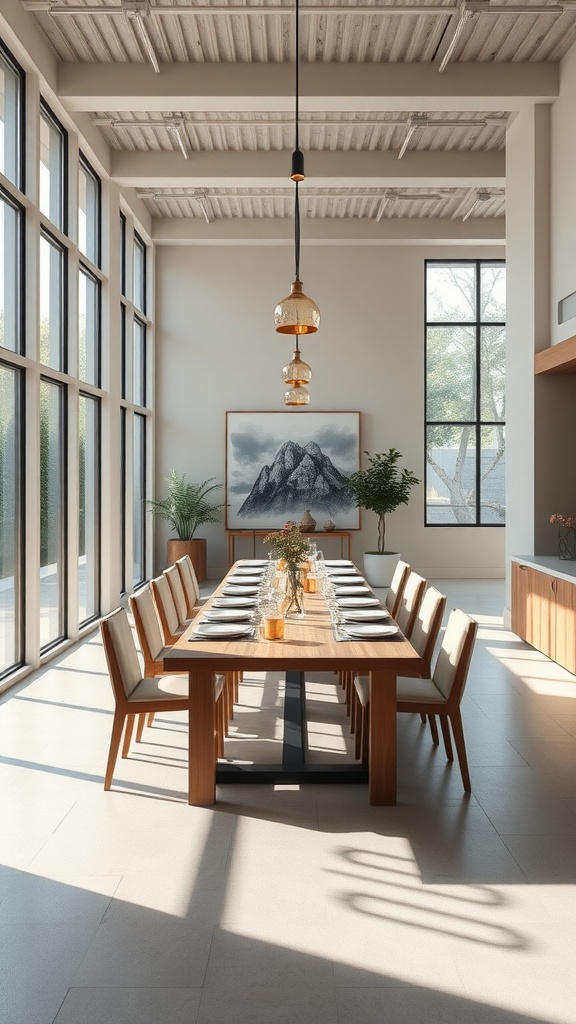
[512,555,576,583]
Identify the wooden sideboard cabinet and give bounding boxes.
[511,560,576,674]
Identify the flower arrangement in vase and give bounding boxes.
[263,524,310,615]
[550,514,576,560]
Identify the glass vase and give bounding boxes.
[558,525,576,560]
[285,564,305,617]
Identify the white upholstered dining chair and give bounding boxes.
[100,607,225,788]
[354,607,478,792]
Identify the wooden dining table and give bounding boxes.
[164,564,422,806]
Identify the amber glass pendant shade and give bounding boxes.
[274,279,320,335]
[283,349,312,386]
[284,384,310,406]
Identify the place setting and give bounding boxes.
[190,620,255,640]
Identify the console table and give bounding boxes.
[227,529,353,566]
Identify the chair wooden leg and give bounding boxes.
[135,714,146,743]
[359,704,369,767]
[420,713,427,724]
[147,712,155,727]
[344,672,353,714]
[216,693,225,758]
[122,714,136,757]
[105,709,127,789]
[428,714,439,746]
[234,672,241,702]
[350,685,357,734]
[440,715,454,761]
[354,701,363,761]
[449,709,471,793]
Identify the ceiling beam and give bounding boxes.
[151,216,506,244]
[57,61,558,114]
[110,148,505,188]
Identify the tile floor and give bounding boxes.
[2,580,576,1024]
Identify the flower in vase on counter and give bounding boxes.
[550,514,576,529]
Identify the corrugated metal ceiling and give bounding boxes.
[23,1,558,221]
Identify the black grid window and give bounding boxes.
[0,41,25,191]
[425,259,506,526]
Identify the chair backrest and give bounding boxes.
[395,571,427,638]
[385,559,410,617]
[409,586,447,678]
[176,554,200,613]
[129,586,165,674]
[150,573,181,644]
[433,608,478,705]
[100,607,142,702]
[164,564,189,627]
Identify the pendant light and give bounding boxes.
[274,0,320,338]
[283,342,311,405]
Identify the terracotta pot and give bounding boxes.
[167,538,207,582]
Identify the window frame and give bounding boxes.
[39,225,68,373]
[424,257,506,528]
[39,98,68,236]
[78,152,101,269]
[133,230,147,314]
[39,375,68,652]
[0,359,25,679]
[0,39,25,192]
[78,391,101,626]
[0,185,25,355]
[78,261,101,387]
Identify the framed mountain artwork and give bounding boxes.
[226,411,361,529]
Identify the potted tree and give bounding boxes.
[146,470,226,581]
[346,449,420,587]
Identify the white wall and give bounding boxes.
[155,242,505,579]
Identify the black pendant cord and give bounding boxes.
[294,180,301,280]
[295,0,300,155]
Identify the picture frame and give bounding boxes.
[226,411,361,530]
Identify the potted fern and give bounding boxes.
[346,449,420,587]
[146,470,226,581]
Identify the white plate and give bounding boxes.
[323,559,354,567]
[326,567,358,575]
[334,585,371,595]
[342,609,390,622]
[341,623,398,639]
[239,560,268,566]
[234,566,265,575]
[223,585,259,596]
[212,596,256,608]
[203,609,253,622]
[329,575,365,585]
[336,596,380,608]
[227,575,262,585]
[192,622,253,639]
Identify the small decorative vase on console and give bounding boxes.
[300,510,316,532]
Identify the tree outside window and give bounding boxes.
[425,260,505,526]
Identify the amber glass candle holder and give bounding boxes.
[263,613,285,640]
[304,572,318,594]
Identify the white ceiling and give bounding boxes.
[18,0,572,230]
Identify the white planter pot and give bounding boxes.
[363,551,401,588]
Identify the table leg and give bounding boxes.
[188,668,217,805]
[228,534,234,567]
[368,668,397,805]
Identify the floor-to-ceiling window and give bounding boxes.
[0,35,154,685]
[425,259,506,526]
[78,393,100,624]
[0,362,23,675]
[0,43,24,678]
[39,377,66,649]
